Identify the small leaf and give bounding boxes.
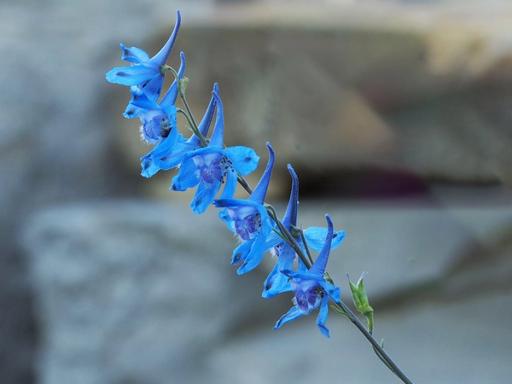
[348,273,374,333]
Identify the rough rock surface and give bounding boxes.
[23,198,512,383]
[23,201,281,384]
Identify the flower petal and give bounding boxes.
[225,146,260,176]
[140,128,183,178]
[250,142,275,203]
[316,296,330,337]
[171,158,199,191]
[262,264,293,298]
[304,227,345,252]
[190,180,221,214]
[220,169,237,199]
[120,43,149,63]
[106,64,159,86]
[274,306,303,330]
[319,280,341,304]
[236,232,268,275]
[149,10,181,66]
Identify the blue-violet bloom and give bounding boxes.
[214,143,276,275]
[262,165,345,298]
[170,88,259,214]
[140,81,219,178]
[106,10,181,109]
[274,214,341,338]
[128,51,186,144]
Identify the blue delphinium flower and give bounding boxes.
[274,214,341,337]
[170,88,259,214]
[214,143,276,275]
[140,82,219,178]
[129,51,186,144]
[106,10,181,102]
[262,165,345,298]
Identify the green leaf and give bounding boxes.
[348,273,374,333]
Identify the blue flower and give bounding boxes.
[127,51,186,144]
[106,10,181,98]
[262,165,345,299]
[140,81,218,178]
[214,143,276,275]
[274,214,341,338]
[170,87,259,214]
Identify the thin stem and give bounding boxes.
[295,226,315,266]
[334,301,413,384]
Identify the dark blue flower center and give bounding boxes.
[192,153,231,185]
[141,110,170,143]
[293,281,322,314]
[232,208,262,241]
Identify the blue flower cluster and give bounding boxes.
[106,11,346,337]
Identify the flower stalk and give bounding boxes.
[106,10,415,383]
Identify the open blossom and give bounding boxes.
[170,87,259,214]
[274,214,341,338]
[127,51,186,144]
[140,81,219,178]
[106,10,181,103]
[262,165,345,298]
[214,143,275,275]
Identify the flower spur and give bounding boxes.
[106,10,181,100]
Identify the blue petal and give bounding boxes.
[281,270,323,282]
[263,232,283,249]
[161,51,186,112]
[316,296,330,337]
[236,233,269,275]
[140,128,181,178]
[220,169,237,199]
[309,215,334,276]
[250,142,275,203]
[120,43,149,63]
[231,240,252,266]
[262,264,293,298]
[106,64,159,86]
[171,158,199,191]
[282,164,299,228]
[274,306,303,330]
[123,78,164,119]
[191,181,221,214]
[149,10,181,66]
[225,146,260,176]
[214,198,262,210]
[319,280,341,303]
[304,227,345,252]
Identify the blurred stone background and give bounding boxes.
[2,0,512,383]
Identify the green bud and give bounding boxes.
[179,77,189,96]
[348,273,374,333]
